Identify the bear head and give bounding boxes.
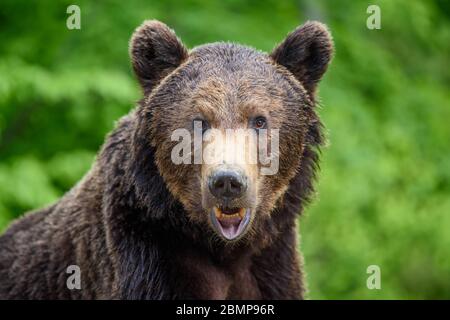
[128,20,333,245]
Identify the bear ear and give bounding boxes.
[270,21,333,99]
[130,20,188,94]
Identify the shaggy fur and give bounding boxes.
[0,20,333,299]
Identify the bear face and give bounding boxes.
[129,20,333,244]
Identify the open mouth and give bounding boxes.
[210,206,251,240]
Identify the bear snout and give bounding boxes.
[208,169,248,201]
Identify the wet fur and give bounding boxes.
[0,20,333,299]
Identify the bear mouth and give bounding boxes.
[210,207,251,241]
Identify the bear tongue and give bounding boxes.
[218,216,242,239]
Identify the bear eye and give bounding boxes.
[192,118,210,134]
[252,116,267,130]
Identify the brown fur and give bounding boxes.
[0,20,333,299]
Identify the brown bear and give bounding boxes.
[0,20,333,299]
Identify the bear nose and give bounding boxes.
[209,171,247,200]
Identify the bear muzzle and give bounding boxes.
[203,168,256,241]
[210,207,252,241]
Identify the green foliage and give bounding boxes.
[0,0,449,299]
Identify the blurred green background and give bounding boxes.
[0,0,449,299]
